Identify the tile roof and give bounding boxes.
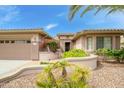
[0,28,52,39]
[57,32,74,36]
[83,29,124,32]
[0,28,43,32]
[73,29,124,40]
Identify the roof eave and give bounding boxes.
[72,30,124,41]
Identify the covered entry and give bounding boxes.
[65,42,71,51]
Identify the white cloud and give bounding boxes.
[45,23,58,30]
[0,6,20,25]
[57,12,65,17]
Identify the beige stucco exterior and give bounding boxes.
[73,34,121,52]
[0,29,52,60]
[120,35,124,48]
[58,30,123,52]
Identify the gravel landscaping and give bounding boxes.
[0,62,124,88]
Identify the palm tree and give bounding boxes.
[69,5,124,20]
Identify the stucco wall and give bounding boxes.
[74,36,83,49]
[0,34,33,40]
[73,34,121,52]
[52,54,98,70]
[116,36,120,49]
[73,35,87,50]
[59,35,73,40]
[39,52,59,61]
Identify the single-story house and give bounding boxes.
[0,28,52,60]
[58,29,124,52]
[0,28,124,60]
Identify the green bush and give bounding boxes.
[120,48,124,62]
[96,48,124,63]
[62,49,88,58]
[47,41,58,53]
[107,49,120,61]
[96,48,109,56]
[36,60,90,88]
[107,48,124,63]
[96,48,111,62]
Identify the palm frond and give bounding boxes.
[69,5,83,21]
[80,5,96,17]
[69,5,124,21]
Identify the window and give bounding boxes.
[96,37,104,49]
[11,40,15,43]
[96,37,112,49]
[26,40,31,43]
[0,40,4,44]
[5,40,9,43]
[15,40,26,44]
[104,37,112,49]
[87,37,93,50]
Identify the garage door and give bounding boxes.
[0,40,32,60]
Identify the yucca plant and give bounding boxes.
[36,60,91,88]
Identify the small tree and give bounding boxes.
[47,41,58,53]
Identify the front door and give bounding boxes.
[65,42,70,51]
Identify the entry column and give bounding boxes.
[112,36,116,49]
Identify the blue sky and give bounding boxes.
[0,5,124,36]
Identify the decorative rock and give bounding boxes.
[0,62,124,88]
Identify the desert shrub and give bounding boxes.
[47,41,58,52]
[96,48,109,56]
[109,49,121,62]
[107,49,124,63]
[62,49,88,58]
[96,48,111,62]
[36,60,90,88]
[96,48,124,63]
[120,48,124,62]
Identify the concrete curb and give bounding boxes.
[0,65,46,83]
